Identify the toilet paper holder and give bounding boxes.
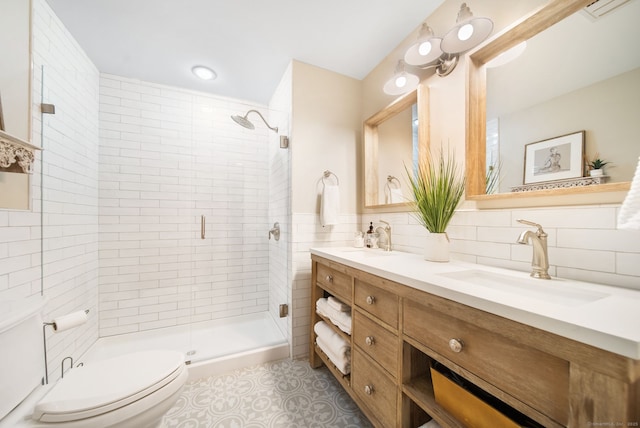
[42,309,90,385]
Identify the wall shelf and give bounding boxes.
[0,129,40,173]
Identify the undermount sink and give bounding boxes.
[439,270,609,307]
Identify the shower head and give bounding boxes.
[230,109,278,133]
[231,114,255,130]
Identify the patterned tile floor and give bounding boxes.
[162,358,373,428]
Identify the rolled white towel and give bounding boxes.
[316,336,351,375]
[418,420,442,428]
[316,298,352,335]
[316,298,330,318]
[330,312,352,335]
[327,296,349,312]
[313,321,350,358]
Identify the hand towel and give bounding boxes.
[320,184,340,227]
[316,336,351,375]
[327,296,349,312]
[618,156,640,230]
[389,187,404,204]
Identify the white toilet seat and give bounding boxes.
[32,350,187,426]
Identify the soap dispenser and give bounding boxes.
[366,222,374,248]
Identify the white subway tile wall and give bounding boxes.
[363,206,640,290]
[98,74,272,337]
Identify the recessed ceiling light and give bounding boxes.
[192,65,217,81]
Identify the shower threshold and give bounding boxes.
[79,312,289,381]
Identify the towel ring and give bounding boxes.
[386,175,401,189]
[322,170,340,186]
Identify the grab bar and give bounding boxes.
[201,215,205,239]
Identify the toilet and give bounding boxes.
[0,296,188,428]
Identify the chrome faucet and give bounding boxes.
[516,219,551,279]
[375,220,392,251]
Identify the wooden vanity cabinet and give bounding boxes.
[310,255,640,427]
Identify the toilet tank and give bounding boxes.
[0,295,46,420]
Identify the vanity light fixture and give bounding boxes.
[383,60,420,95]
[191,65,217,81]
[386,2,493,94]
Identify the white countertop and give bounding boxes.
[310,247,640,360]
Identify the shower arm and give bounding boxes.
[244,110,279,133]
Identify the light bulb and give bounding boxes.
[395,75,407,88]
[457,23,474,41]
[418,41,432,56]
[192,65,217,80]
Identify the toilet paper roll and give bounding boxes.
[53,310,88,332]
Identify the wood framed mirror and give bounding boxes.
[0,0,34,210]
[466,0,636,206]
[364,84,429,209]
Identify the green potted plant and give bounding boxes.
[405,148,465,262]
[588,154,610,177]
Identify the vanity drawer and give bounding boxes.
[353,310,398,377]
[403,298,569,425]
[354,279,398,329]
[352,348,397,427]
[316,263,351,303]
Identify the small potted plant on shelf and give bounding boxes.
[405,147,465,262]
[588,154,610,177]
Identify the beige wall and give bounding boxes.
[291,60,362,214]
[498,68,640,191]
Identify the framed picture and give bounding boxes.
[523,131,585,185]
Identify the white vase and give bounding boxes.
[424,232,450,262]
[589,169,603,177]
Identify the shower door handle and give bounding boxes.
[201,215,206,239]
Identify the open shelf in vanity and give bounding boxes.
[309,249,640,428]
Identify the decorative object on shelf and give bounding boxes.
[405,147,465,262]
[384,3,493,94]
[587,154,610,177]
[618,156,640,230]
[511,175,608,192]
[0,129,39,173]
[523,131,584,185]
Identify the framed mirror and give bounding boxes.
[0,0,33,210]
[364,84,429,209]
[466,0,636,204]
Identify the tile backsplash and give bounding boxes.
[365,205,640,290]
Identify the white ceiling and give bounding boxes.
[45,0,445,104]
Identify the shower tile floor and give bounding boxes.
[162,358,373,428]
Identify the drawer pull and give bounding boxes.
[326,275,333,282]
[364,384,374,395]
[449,338,464,353]
[365,336,375,346]
[365,295,375,305]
